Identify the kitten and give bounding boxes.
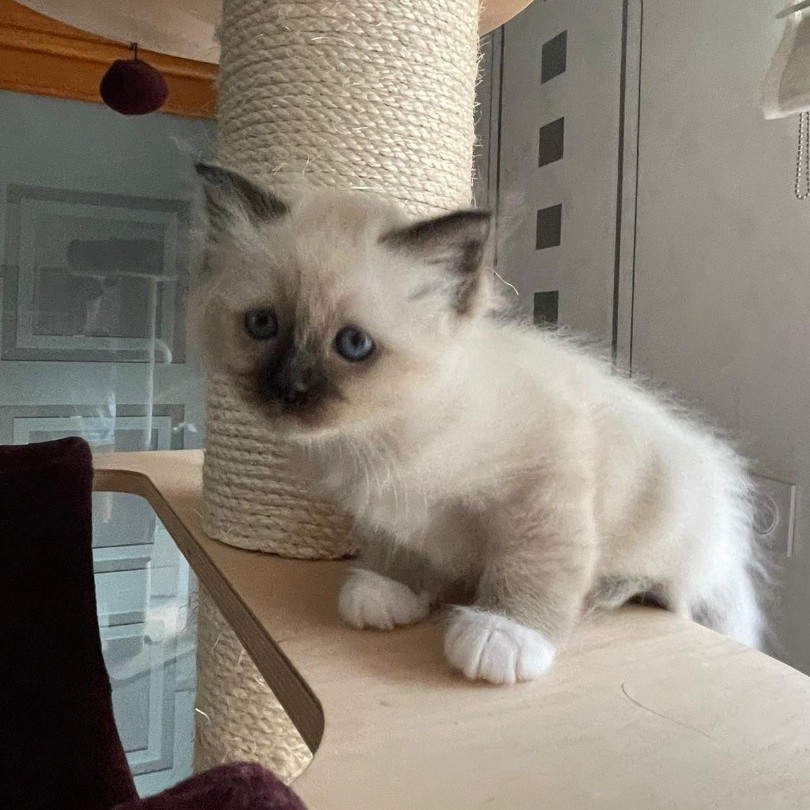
[191,163,763,685]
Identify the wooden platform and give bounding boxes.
[94,450,810,809]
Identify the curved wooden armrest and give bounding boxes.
[94,450,810,809]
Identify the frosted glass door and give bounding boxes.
[0,89,214,796]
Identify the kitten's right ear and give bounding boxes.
[195,162,288,232]
[380,209,492,315]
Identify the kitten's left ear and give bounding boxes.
[195,162,288,232]
[380,210,492,314]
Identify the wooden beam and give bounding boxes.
[0,0,216,118]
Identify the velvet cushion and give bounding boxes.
[111,763,308,810]
[0,437,138,810]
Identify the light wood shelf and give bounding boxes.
[94,450,810,809]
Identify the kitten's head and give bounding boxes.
[191,163,492,440]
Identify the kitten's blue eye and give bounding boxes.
[334,327,374,362]
[244,309,278,340]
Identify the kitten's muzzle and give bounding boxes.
[266,355,327,408]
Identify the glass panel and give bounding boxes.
[0,89,214,796]
[96,494,198,796]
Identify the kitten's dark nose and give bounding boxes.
[269,356,326,407]
[290,366,318,394]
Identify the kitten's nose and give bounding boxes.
[271,357,326,406]
[290,366,317,393]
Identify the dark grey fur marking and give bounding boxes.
[381,210,491,314]
[195,162,288,228]
[254,331,334,412]
[589,575,661,611]
[361,536,475,604]
[690,601,721,630]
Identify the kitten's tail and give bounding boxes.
[694,562,765,649]
[692,457,772,651]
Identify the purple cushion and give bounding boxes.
[111,763,308,810]
[0,437,138,810]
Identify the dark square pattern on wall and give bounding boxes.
[538,117,565,167]
[533,291,559,326]
[541,31,567,84]
[536,204,562,249]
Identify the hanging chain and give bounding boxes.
[796,111,810,199]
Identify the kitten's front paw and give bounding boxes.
[338,568,431,631]
[444,608,556,685]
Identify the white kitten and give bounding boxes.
[192,163,763,684]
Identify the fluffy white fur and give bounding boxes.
[444,608,556,684]
[339,568,431,630]
[192,166,764,685]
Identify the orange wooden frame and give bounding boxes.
[0,0,216,118]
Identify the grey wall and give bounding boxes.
[630,1,810,671]
[485,0,626,340]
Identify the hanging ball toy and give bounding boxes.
[100,44,169,116]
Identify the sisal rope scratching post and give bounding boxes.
[196,0,480,778]
[194,587,310,779]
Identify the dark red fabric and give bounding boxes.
[111,763,308,810]
[0,437,138,810]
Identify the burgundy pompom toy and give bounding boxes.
[100,44,169,116]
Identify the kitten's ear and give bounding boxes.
[195,162,288,232]
[380,210,492,314]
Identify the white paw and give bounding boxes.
[338,568,431,630]
[444,608,556,684]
